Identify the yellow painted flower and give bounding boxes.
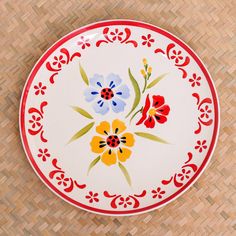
[147,66,152,73]
[143,58,147,65]
[90,119,135,166]
[140,69,146,76]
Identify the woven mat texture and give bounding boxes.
[1,0,235,235]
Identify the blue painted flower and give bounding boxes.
[84,73,130,115]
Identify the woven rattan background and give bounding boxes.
[1,0,235,235]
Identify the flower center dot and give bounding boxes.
[106,135,120,148]
[100,88,114,100]
[148,108,156,116]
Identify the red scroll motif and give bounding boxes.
[103,190,146,209]
[49,158,86,192]
[192,93,213,134]
[46,48,81,84]
[162,152,198,188]
[96,27,138,48]
[28,101,48,142]
[155,43,190,78]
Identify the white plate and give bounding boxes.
[19,20,219,216]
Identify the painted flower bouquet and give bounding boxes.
[69,59,170,185]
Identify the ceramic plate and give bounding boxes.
[19,20,219,216]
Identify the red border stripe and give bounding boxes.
[19,20,219,215]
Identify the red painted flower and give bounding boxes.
[52,55,66,68]
[29,115,41,129]
[141,34,155,47]
[85,191,99,203]
[77,36,90,49]
[195,140,207,153]
[170,50,183,64]
[152,187,165,199]
[110,28,123,41]
[34,82,47,95]
[37,148,50,161]
[136,94,170,128]
[200,105,212,119]
[189,73,201,87]
[56,174,69,186]
[118,197,132,208]
[177,169,191,181]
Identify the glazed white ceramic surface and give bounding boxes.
[19,20,219,216]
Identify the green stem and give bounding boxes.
[129,107,143,124]
[144,64,148,71]
[142,73,152,93]
[142,77,147,93]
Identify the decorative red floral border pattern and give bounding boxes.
[162,152,197,188]
[28,101,48,142]
[155,43,190,78]
[96,27,138,47]
[46,48,81,84]
[20,20,219,215]
[192,93,213,134]
[104,190,146,209]
[49,158,86,192]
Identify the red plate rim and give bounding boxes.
[19,19,220,216]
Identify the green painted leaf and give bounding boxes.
[134,132,168,144]
[118,162,131,186]
[146,73,167,89]
[125,68,141,118]
[71,106,93,119]
[87,156,100,175]
[79,63,89,85]
[68,122,94,143]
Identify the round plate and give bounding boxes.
[19,20,219,216]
